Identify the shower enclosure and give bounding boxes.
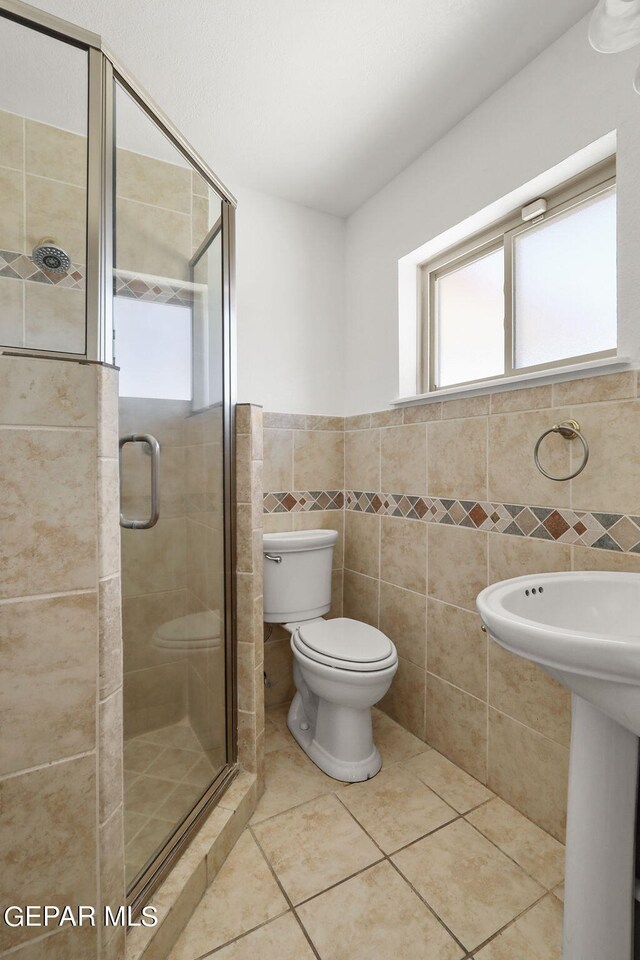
[0,0,236,913]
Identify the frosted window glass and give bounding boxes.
[115,297,192,400]
[514,190,616,368]
[436,247,504,387]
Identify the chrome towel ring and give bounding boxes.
[533,419,589,482]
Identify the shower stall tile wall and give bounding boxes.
[0,103,207,358]
[0,108,87,355]
[0,355,123,960]
[235,404,266,791]
[260,370,640,844]
[1,8,239,950]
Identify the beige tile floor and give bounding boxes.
[124,719,223,885]
[169,706,565,960]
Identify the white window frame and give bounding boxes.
[420,158,617,394]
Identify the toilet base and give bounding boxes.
[287,691,382,782]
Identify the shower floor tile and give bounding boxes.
[170,706,564,960]
[124,718,222,886]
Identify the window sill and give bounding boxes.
[391,355,633,406]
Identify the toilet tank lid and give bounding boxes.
[263,529,338,553]
[298,617,393,663]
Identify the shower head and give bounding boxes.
[32,238,71,274]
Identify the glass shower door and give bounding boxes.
[113,80,230,896]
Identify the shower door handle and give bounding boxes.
[119,434,160,530]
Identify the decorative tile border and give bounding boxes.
[0,250,194,305]
[346,491,640,553]
[0,249,84,288]
[263,488,640,553]
[263,490,344,513]
[114,271,194,306]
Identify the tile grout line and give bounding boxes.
[248,825,323,960]
[332,790,469,955]
[0,747,96,782]
[385,856,469,957]
[459,816,552,892]
[0,423,95,432]
[458,885,555,959]
[264,711,563,878]
[208,714,564,959]
[337,787,556,958]
[194,908,291,960]
[0,586,97,606]
[290,853,387,909]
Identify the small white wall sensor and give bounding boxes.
[521,198,548,222]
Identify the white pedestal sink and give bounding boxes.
[477,572,640,960]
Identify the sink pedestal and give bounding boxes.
[563,694,638,960]
[477,571,640,959]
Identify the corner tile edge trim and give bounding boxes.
[264,489,640,554]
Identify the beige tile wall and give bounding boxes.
[120,398,191,739]
[0,110,87,355]
[340,371,640,842]
[185,405,227,769]
[0,355,124,960]
[123,405,261,960]
[96,365,126,960]
[235,405,265,792]
[262,413,345,708]
[0,107,213,356]
[260,371,640,843]
[115,155,211,281]
[120,398,229,771]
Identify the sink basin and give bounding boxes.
[477,571,640,735]
[478,571,640,960]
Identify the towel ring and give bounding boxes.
[533,419,589,482]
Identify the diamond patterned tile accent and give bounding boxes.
[531,524,554,541]
[542,511,571,540]
[264,489,640,556]
[608,517,640,552]
[514,508,539,536]
[592,533,623,552]
[0,249,85,289]
[0,265,21,280]
[448,501,467,525]
[469,503,489,528]
[503,521,524,537]
[414,498,428,519]
[114,269,194,305]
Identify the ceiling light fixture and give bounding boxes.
[589,0,640,92]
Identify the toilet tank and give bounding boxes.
[263,529,338,623]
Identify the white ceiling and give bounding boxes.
[15,0,595,215]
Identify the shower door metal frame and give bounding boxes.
[0,0,239,916]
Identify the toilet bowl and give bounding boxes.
[263,529,398,781]
[286,617,397,781]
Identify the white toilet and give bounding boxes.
[263,529,398,782]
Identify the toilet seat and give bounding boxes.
[293,617,397,672]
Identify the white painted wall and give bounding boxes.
[235,187,345,415]
[344,16,640,415]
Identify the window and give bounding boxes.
[421,159,617,392]
[115,297,192,400]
